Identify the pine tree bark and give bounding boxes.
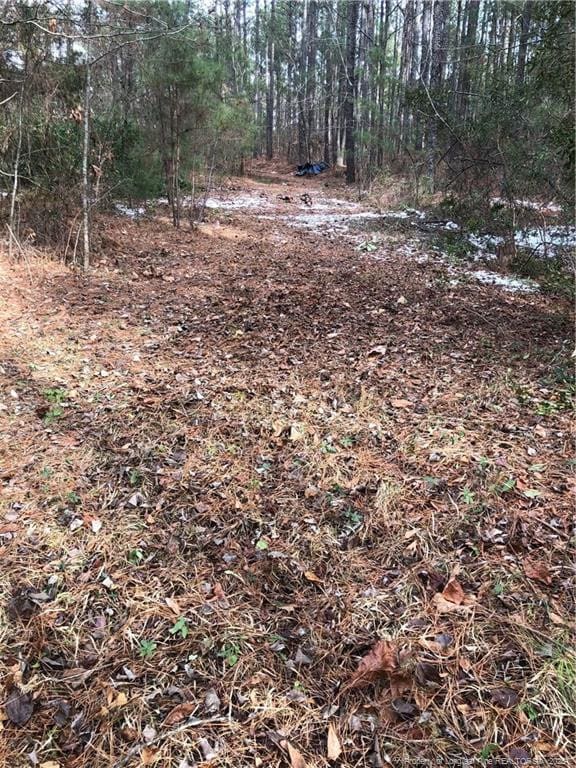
[254,0,261,157]
[265,0,275,160]
[377,0,391,166]
[286,1,295,161]
[427,0,449,187]
[82,0,92,269]
[323,5,332,165]
[344,0,358,183]
[516,1,533,86]
[305,0,317,159]
[459,0,480,120]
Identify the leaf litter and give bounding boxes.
[0,161,574,766]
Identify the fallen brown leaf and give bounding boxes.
[141,746,159,765]
[287,742,307,768]
[389,671,413,699]
[523,560,552,585]
[165,597,181,615]
[303,570,322,584]
[327,722,342,761]
[110,691,128,709]
[163,701,195,726]
[212,582,226,600]
[441,577,465,605]
[349,640,398,688]
[431,593,475,613]
[390,398,412,409]
[61,667,93,689]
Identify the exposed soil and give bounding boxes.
[1,164,574,768]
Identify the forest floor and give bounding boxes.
[1,163,574,768]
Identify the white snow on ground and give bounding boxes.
[115,203,145,218]
[514,227,576,255]
[490,197,562,213]
[308,198,361,211]
[376,208,426,220]
[379,210,410,219]
[279,210,382,230]
[467,269,539,293]
[404,208,427,220]
[468,233,505,253]
[468,227,576,258]
[204,194,272,210]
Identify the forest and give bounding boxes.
[0,1,575,767]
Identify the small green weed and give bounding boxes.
[44,387,67,404]
[129,469,142,486]
[218,641,241,667]
[460,487,475,505]
[44,405,64,424]
[479,744,499,762]
[169,616,189,639]
[128,548,144,565]
[138,639,157,659]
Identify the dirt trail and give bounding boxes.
[0,167,574,767]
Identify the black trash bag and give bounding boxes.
[295,161,329,177]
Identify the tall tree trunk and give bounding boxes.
[459,0,480,121]
[516,0,533,86]
[286,1,295,161]
[323,5,332,165]
[82,0,92,269]
[8,73,25,260]
[427,0,449,187]
[266,0,275,159]
[420,0,432,151]
[305,0,317,159]
[254,0,261,157]
[388,4,400,145]
[298,0,308,160]
[344,0,358,183]
[377,0,391,166]
[398,0,414,148]
[172,95,181,228]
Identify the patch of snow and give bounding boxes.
[491,197,562,214]
[468,226,575,260]
[380,210,409,219]
[444,221,460,231]
[405,208,427,220]
[514,227,576,256]
[115,203,145,218]
[204,194,272,210]
[311,197,361,211]
[468,233,504,253]
[378,208,426,220]
[278,210,383,234]
[469,269,538,293]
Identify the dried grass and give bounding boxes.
[0,171,574,767]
